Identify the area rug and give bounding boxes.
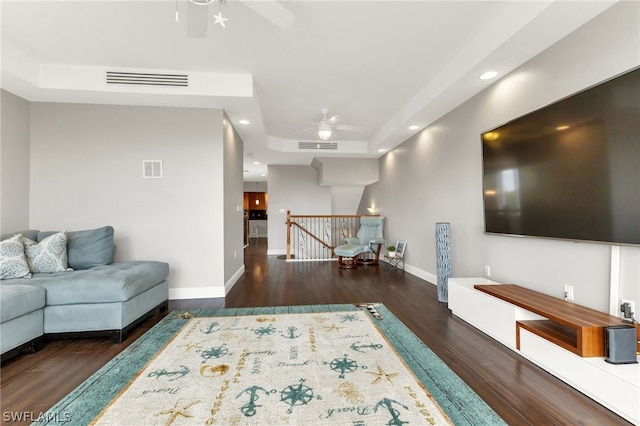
[34,304,505,425]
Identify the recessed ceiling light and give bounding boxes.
[239,119,250,125]
[253,161,260,165]
[378,148,386,152]
[480,71,498,80]
[261,173,266,177]
[409,125,420,130]
[556,125,570,131]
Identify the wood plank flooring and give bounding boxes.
[0,238,630,425]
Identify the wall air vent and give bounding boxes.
[106,71,188,87]
[298,142,338,150]
[143,160,163,179]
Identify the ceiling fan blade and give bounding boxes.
[186,0,209,38]
[290,120,320,126]
[327,114,340,124]
[241,0,295,29]
[292,126,317,136]
[335,124,365,132]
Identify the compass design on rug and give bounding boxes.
[254,324,277,338]
[328,354,366,378]
[279,379,320,414]
[199,344,230,363]
[339,313,360,323]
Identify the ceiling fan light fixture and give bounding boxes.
[318,123,332,140]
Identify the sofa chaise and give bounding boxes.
[0,226,169,361]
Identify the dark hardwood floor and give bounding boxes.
[0,238,630,425]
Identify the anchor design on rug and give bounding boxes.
[279,378,321,414]
[147,365,190,381]
[280,326,302,339]
[374,397,409,426]
[327,354,366,379]
[236,385,277,417]
[199,344,230,363]
[253,324,277,338]
[350,341,383,353]
[200,322,220,334]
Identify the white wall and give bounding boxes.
[0,90,30,233]
[29,102,232,298]
[266,165,332,255]
[331,186,365,215]
[360,1,640,312]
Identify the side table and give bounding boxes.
[384,255,404,271]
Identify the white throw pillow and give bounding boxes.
[23,232,69,273]
[0,234,31,279]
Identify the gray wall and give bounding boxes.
[359,2,640,312]
[0,90,30,233]
[266,165,332,255]
[28,102,238,298]
[223,112,245,289]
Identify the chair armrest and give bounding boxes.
[369,239,385,245]
[344,237,360,245]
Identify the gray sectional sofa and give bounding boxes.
[0,226,169,361]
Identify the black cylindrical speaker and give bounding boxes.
[604,325,638,364]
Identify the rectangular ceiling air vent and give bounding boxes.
[106,71,189,87]
[298,142,338,150]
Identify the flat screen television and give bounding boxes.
[481,67,640,246]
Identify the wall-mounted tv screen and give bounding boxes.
[482,67,640,246]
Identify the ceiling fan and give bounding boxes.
[183,0,295,38]
[294,109,364,141]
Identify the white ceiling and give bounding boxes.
[1,0,617,181]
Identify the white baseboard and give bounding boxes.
[225,264,245,295]
[169,286,226,300]
[380,258,437,286]
[267,249,286,256]
[169,265,245,300]
[169,262,436,300]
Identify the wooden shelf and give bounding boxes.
[474,284,624,357]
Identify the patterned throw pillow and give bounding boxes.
[23,232,69,274]
[0,234,31,279]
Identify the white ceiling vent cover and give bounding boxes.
[107,71,188,87]
[143,160,163,179]
[298,142,338,150]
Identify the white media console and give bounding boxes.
[448,277,639,424]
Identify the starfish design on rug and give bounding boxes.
[155,399,201,425]
[179,341,204,352]
[367,365,400,384]
[173,311,193,320]
[323,324,345,332]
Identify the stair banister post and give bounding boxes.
[286,210,291,260]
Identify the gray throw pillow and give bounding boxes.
[38,226,115,270]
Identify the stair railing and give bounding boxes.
[285,211,362,261]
